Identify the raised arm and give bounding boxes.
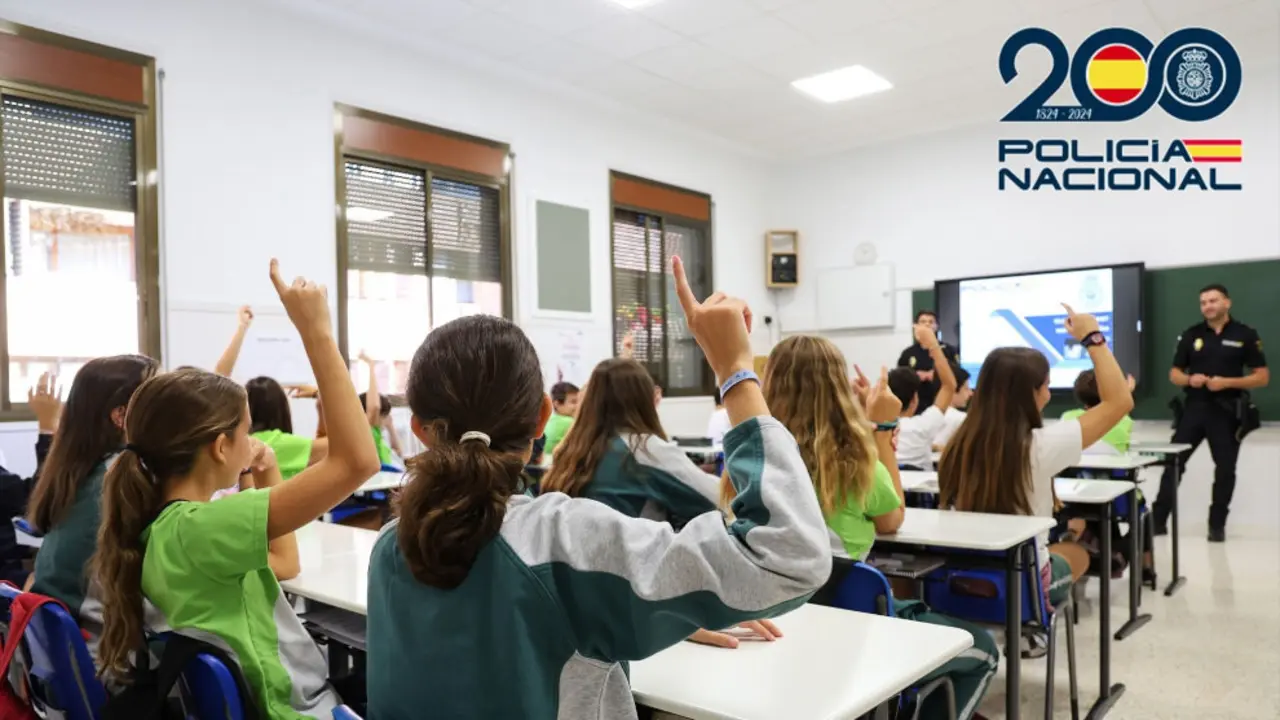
[242,440,300,580]
[264,260,380,539]
[915,324,955,412]
[214,306,254,377]
[1063,304,1135,449]
[864,366,905,532]
[360,352,382,427]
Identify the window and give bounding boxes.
[335,106,511,395]
[610,172,713,396]
[0,24,159,413]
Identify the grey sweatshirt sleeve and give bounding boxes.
[502,417,830,663]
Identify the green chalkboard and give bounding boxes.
[913,260,1280,421]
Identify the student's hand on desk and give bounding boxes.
[28,372,63,433]
[1061,303,1100,341]
[864,366,903,424]
[671,256,752,383]
[238,305,255,328]
[688,620,782,649]
[270,259,331,337]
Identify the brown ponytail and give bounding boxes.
[91,369,247,677]
[396,315,545,589]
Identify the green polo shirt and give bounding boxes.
[251,430,313,480]
[1060,409,1133,453]
[543,413,574,456]
[824,462,900,560]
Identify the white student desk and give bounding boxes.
[1066,454,1160,642]
[1053,478,1132,720]
[876,509,1055,720]
[355,471,406,494]
[1128,442,1194,597]
[281,523,972,720]
[629,604,972,720]
[898,470,937,494]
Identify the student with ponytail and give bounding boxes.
[26,354,159,649]
[91,261,380,719]
[366,257,831,720]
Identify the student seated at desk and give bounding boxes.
[889,323,957,470]
[92,261,380,719]
[938,305,1134,610]
[1062,370,1136,455]
[26,354,158,653]
[762,335,998,720]
[365,258,831,720]
[541,358,775,649]
[0,373,59,586]
[542,381,579,457]
[933,366,973,450]
[216,305,329,479]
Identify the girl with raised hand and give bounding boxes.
[939,304,1134,609]
[366,256,830,720]
[92,260,380,719]
[27,355,159,649]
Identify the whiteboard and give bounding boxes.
[167,301,315,384]
[816,265,896,331]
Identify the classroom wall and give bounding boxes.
[0,0,777,444]
[765,62,1280,404]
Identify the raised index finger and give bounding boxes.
[1061,302,1076,316]
[670,256,700,317]
[269,258,289,295]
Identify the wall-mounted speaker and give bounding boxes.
[766,230,798,288]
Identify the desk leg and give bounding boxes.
[1005,545,1021,720]
[1087,502,1125,720]
[1164,456,1187,596]
[1115,484,1152,640]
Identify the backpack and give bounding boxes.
[102,633,261,720]
[0,583,68,720]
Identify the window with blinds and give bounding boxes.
[611,187,713,396]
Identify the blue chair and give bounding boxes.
[923,549,1080,720]
[823,560,956,720]
[333,705,364,719]
[2,585,107,720]
[179,649,249,720]
[379,463,403,474]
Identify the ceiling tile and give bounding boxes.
[507,40,620,81]
[698,14,812,61]
[356,0,482,30]
[679,64,778,92]
[745,42,860,81]
[630,40,734,81]
[446,10,550,60]
[638,0,765,37]
[575,12,685,59]
[493,0,625,34]
[772,0,899,40]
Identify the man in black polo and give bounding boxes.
[1154,284,1268,542]
[897,311,958,415]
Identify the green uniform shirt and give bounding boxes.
[372,426,393,466]
[579,434,720,528]
[366,417,833,720]
[1060,409,1133,453]
[252,430,313,480]
[142,490,337,719]
[543,413,574,455]
[32,457,112,636]
[824,461,901,560]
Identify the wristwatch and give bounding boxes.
[1081,331,1107,348]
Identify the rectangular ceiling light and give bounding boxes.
[791,65,892,103]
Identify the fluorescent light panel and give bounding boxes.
[791,65,892,103]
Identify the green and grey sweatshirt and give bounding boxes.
[578,433,721,527]
[366,416,831,720]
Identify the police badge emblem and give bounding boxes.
[1176,48,1214,102]
[1194,337,1204,351]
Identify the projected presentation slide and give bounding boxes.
[959,268,1114,389]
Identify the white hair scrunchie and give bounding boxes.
[459,431,492,447]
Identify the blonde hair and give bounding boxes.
[722,336,878,514]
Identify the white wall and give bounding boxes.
[767,64,1280,370]
[0,0,777,445]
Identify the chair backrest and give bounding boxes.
[332,705,364,720]
[181,652,246,720]
[18,594,108,720]
[922,547,1051,628]
[810,557,894,615]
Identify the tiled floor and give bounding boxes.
[978,423,1280,719]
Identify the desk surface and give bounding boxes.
[629,603,971,720]
[357,471,406,493]
[1129,442,1194,455]
[1054,478,1132,505]
[899,470,937,493]
[878,508,1055,551]
[1069,454,1160,471]
[282,522,378,614]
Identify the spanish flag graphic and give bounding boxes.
[1183,139,1243,162]
[1087,44,1146,104]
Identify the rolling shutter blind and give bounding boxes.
[1,95,135,212]
[662,222,706,392]
[428,177,501,282]
[344,160,426,274]
[612,209,666,385]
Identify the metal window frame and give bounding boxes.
[333,106,513,364]
[0,26,159,420]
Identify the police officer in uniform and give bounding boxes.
[897,310,959,415]
[1154,284,1268,542]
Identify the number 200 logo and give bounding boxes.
[1000,27,1241,122]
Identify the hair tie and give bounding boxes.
[459,431,491,447]
[124,444,154,476]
